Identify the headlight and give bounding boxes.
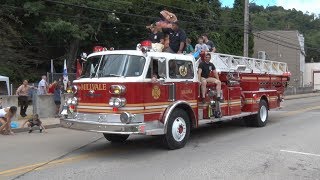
[66,98,72,105]
[120,112,134,124]
[66,97,78,105]
[109,85,126,95]
[109,97,126,108]
[71,97,78,105]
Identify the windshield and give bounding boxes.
[81,54,146,78]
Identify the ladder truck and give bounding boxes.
[60,41,290,149]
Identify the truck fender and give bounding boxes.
[162,100,196,134]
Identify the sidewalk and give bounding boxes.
[8,92,320,133]
[284,92,320,100]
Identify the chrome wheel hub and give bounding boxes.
[171,117,187,142]
[260,105,267,122]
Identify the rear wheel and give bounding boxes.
[245,99,269,127]
[163,109,190,150]
[103,134,129,143]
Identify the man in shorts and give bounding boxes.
[198,53,222,103]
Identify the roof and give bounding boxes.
[0,75,9,81]
[87,50,195,61]
[253,30,305,54]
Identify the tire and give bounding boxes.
[163,108,191,150]
[103,133,129,143]
[245,100,269,127]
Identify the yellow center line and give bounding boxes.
[0,148,120,177]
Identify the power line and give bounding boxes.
[44,0,232,27]
[1,4,244,28]
[145,0,196,14]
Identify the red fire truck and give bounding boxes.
[61,43,290,149]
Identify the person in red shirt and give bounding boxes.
[48,80,57,94]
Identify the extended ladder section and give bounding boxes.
[206,53,288,75]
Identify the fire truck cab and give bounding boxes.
[61,47,290,150]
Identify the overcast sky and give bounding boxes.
[220,0,320,15]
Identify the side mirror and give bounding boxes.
[159,78,165,85]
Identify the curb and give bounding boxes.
[284,93,320,100]
[12,123,61,133]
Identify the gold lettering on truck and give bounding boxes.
[79,84,107,91]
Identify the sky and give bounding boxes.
[220,0,320,15]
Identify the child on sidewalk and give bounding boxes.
[22,114,46,133]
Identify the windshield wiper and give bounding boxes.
[105,74,122,77]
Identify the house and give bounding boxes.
[253,30,305,87]
[304,63,320,90]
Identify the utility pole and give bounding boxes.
[243,0,249,57]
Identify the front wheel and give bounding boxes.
[163,109,190,150]
[103,134,129,143]
[245,99,269,127]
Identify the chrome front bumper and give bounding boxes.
[60,118,165,135]
[60,118,146,135]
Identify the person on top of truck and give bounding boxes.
[195,36,209,53]
[162,21,186,54]
[147,23,164,44]
[198,53,222,103]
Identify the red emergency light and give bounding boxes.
[283,72,291,77]
[140,40,152,48]
[93,46,107,52]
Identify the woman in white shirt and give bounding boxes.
[0,106,17,135]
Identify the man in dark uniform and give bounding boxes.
[198,53,221,103]
[148,24,164,44]
[162,21,186,54]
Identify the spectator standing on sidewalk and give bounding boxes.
[53,84,62,117]
[0,106,17,135]
[16,80,35,117]
[37,75,48,95]
[48,80,58,94]
[21,114,46,133]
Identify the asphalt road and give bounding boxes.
[1,96,320,180]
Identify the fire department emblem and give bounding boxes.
[179,65,187,77]
[152,85,161,99]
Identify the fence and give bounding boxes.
[47,73,77,84]
[0,90,68,118]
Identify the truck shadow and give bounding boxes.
[74,117,282,160]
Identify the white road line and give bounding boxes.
[280,150,320,157]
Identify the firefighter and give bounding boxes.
[198,53,222,103]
